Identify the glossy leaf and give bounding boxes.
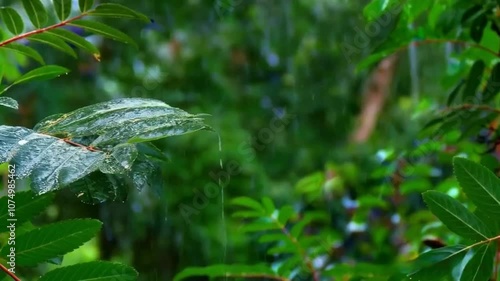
[460,243,495,281]
[46,29,99,56]
[22,0,48,28]
[0,97,18,109]
[53,0,72,21]
[0,43,45,65]
[69,172,128,204]
[422,191,492,241]
[407,245,467,280]
[28,33,77,58]
[454,157,500,214]
[174,264,280,281]
[89,3,149,22]
[0,191,54,231]
[39,261,137,281]
[0,7,24,35]
[462,60,485,100]
[78,0,94,12]
[69,20,137,48]
[0,219,101,266]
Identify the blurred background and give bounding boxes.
[0,0,472,280]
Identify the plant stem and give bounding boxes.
[0,263,21,281]
[442,104,500,115]
[398,38,499,58]
[0,13,89,47]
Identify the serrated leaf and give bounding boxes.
[0,7,24,35]
[46,29,99,56]
[40,261,137,281]
[28,33,77,58]
[1,43,45,65]
[422,190,492,241]
[33,98,211,146]
[1,219,101,266]
[230,197,264,212]
[69,20,137,48]
[89,3,149,22]
[22,0,48,28]
[460,243,495,281]
[0,126,105,195]
[462,60,485,100]
[482,62,500,102]
[174,264,280,281]
[0,191,54,231]
[79,0,94,12]
[0,97,18,109]
[53,0,72,21]
[453,157,500,214]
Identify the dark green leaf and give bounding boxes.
[471,14,487,43]
[407,245,467,280]
[28,33,77,58]
[22,0,48,28]
[174,264,280,281]
[462,60,485,100]
[447,80,465,106]
[482,62,500,102]
[454,157,500,214]
[1,65,69,94]
[69,20,137,48]
[99,143,137,174]
[0,7,24,35]
[39,261,137,281]
[89,3,149,22]
[0,191,54,232]
[69,172,128,204]
[0,43,45,65]
[1,219,101,266]
[422,191,492,241]
[46,29,100,57]
[460,243,495,281]
[53,0,72,21]
[78,0,94,12]
[0,97,18,109]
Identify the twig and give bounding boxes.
[397,38,499,58]
[0,263,21,281]
[442,104,500,115]
[62,138,101,152]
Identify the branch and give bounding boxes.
[398,38,499,58]
[0,12,90,47]
[223,273,289,281]
[441,104,500,115]
[0,263,21,281]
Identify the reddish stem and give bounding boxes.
[0,263,21,281]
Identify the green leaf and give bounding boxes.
[1,219,101,266]
[79,0,94,12]
[453,157,500,214]
[40,261,137,281]
[0,7,24,35]
[28,33,77,58]
[89,3,149,22]
[1,43,45,65]
[0,97,18,109]
[261,197,275,215]
[22,0,48,28]
[46,29,100,57]
[471,13,487,43]
[482,62,500,102]
[0,191,54,232]
[422,191,492,241]
[407,245,467,280]
[1,65,69,94]
[99,143,138,174]
[462,60,485,100]
[460,243,495,281]
[33,98,211,146]
[230,197,264,212]
[69,20,137,48]
[447,80,465,106]
[174,264,280,281]
[68,172,128,204]
[53,0,72,21]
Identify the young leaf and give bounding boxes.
[69,20,137,48]
[46,29,100,56]
[231,197,264,212]
[1,43,45,65]
[422,190,492,241]
[174,264,280,281]
[0,219,102,266]
[0,7,24,35]
[0,97,18,109]
[22,0,48,28]
[462,60,485,100]
[28,33,77,58]
[0,191,54,231]
[453,157,500,214]
[460,243,495,281]
[89,3,150,22]
[53,0,72,21]
[79,0,94,12]
[261,197,275,215]
[39,261,137,281]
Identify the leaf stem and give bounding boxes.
[0,12,91,47]
[0,263,21,281]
